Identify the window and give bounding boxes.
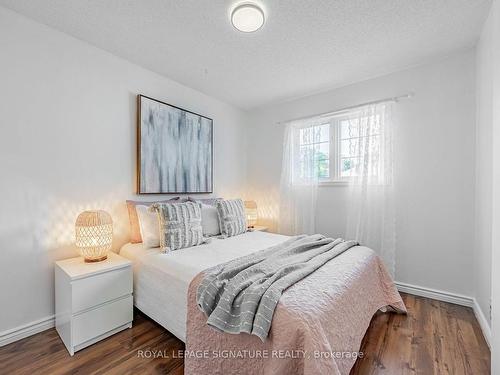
[298,124,330,179]
[297,112,381,182]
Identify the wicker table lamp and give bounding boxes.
[75,210,113,262]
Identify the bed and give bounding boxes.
[120,230,405,374]
[120,230,291,342]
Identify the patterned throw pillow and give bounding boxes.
[216,199,247,238]
[150,202,208,253]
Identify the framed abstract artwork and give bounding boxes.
[137,95,213,194]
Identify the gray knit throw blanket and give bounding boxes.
[196,234,358,341]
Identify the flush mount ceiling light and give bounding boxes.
[231,3,265,33]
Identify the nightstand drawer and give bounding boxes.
[72,295,133,346]
[72,267,132,313]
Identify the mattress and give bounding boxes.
[119,230,289,342]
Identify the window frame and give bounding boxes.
[323,117,348,185]
[295,112,382,185]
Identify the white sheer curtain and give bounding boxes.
[278,119,322,235]
[278,102,396,275]
[344,103,395,276]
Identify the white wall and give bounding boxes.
[485,0,500,371]
[0,2,494,357]
[475,2,494,334]
[246,49,476,297]
[474,2,500,367]
[0,7,247,334]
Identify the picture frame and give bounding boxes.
[137,95,213,194]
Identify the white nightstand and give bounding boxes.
[249,225,268,232]
[55,252,133,356]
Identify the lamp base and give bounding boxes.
[84,255,108,263]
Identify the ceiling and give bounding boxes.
[0,0,491,110]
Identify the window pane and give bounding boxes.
[299,124,330,145]
[317,124,330,142]
[315,142,330,161]
[299,146,314,168]
[298,123,330,179]
[317,159,329,179]
[340,119,360,139]
[341,135,380,157]
[298,146,307,162]
[299,144,313,157]
[334,113,383,180]
[340,157,361,177]
[340,138,360,158]
[299,127,312,145]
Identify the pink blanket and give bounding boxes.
[185,246,406,375]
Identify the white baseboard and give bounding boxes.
[472,298,491,348]
[396,281,491,348]
[395,281,474,307]
[0,315,55,347]
[0,283,492,351]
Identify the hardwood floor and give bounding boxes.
[350,294,490,374]
[0,293,489,374]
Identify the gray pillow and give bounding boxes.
[200,203,221,236]
[216,199,247,238]
[150,202,208,252]
[188,197,223,206]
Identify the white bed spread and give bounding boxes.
[120,231,289,342]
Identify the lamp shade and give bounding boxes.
[75,210,113,262]
[244,201,258,227]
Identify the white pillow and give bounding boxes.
[136,204,160,248]
[200,203,221,236]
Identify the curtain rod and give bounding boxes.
[276,92,414,125]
